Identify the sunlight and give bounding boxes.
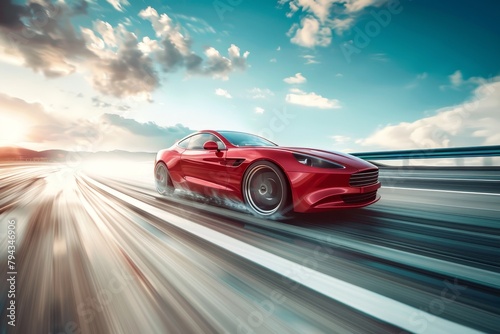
[0,117,27,146]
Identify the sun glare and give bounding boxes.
[0,118,27,146]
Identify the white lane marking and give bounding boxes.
[83,175,482,334]
[305,228,500,289]
[380,176,499,182]
[382,186,500,196]
[242,206,500,289]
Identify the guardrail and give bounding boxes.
[352,145,500,160]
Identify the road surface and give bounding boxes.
[1,161,499,334]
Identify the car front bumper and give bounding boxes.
[287,171,381,213]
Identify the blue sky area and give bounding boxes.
[0,0,499,152]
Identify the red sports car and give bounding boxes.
[154,130,381,218]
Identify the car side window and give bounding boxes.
[216,140,225,150]
[177,137,191,149]
[210,135,226,150]
[186,133,224,150]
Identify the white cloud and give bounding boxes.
[255,107,265,114]
[248,88,274,99]
[296,0,334,22]
[344,0,381,13]
[302,54,319,64]
[331,135,351,143]
[281,0,389,48]
[215,88,232,98]
[174,14,216,34]
[87,24,160,99]
[330,17,354,34]
[441,70,492,91]
[94,20,117,47]
[370,53,389,62]
[106,0,130,12]
[286,89,341,109]
[358,77,500,149]
[405,72,428,89]
[289,17,332,47]
[0,92,194,151]
[284,72,307,84]
[138,36,160,54]
[450,70,464,87]
[417,72,428,80]
[270,58,277,63]
[139,7,192,62]
[139,7,175,38]
[201,44,250,80]
[0,3,248,98]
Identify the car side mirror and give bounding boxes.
[203,140,219,151]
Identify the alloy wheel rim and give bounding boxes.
[245,166,283,216]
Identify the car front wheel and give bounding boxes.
[242,161,291,219]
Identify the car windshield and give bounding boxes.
[219,131,277,147]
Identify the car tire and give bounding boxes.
[242,161,291,219]
[154,162,174,195]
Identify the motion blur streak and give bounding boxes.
[1,161,499,334]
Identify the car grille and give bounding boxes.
[349,169,379,187]
[341,191,377,204]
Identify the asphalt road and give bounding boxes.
[0,161,499,334]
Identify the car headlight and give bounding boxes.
[293,153,344,169]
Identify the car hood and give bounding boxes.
[280,147,377,170]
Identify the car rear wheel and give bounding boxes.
[243,161,290,218]
[155,162,174,195]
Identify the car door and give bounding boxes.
[180,133,230,195]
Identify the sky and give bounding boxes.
[0,0,499,153]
